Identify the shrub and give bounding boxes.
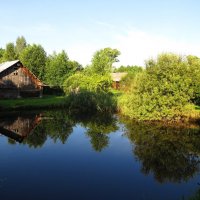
[118,53,200,121]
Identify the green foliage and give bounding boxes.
[0,48,5,62]
[116,65,143,92]
[64,91,116,114]
[187,55,200,105]
[90,47,120,75]
[114,65,142,73]
[0,96,66,111]
[63,72,116,114]
[118,53,200,121]
[15,36,27,58]
[64,73,112,93]
[20,44,47,80]
[45,50,72,86]
[3,43,17,61]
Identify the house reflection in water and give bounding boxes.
[0,113,42,143]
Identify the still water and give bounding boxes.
[0,110,200,200]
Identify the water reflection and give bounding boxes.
[1,110,200,185]
[121,117,200,183]
[0,111,118,151]
[0,112,42,143]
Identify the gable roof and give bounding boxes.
[0,60,43,86]
[0,60,20,74]
[111,72,128,82]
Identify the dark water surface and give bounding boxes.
[0,110,200,200]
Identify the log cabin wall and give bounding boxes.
[0,61,43,98]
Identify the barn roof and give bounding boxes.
[0,60,43,86]
[0,60,20,73]
[111,72,128,82]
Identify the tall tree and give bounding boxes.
[0,48,5,63]
[45,50,70,86]
[3,43,16,61]
[20,44,47,80]
[15,36,27,57]
[90,47,120,75]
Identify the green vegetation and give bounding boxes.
[62,47,120,114]
[0,37,200,122]
[20,44,47,80]
[45,50,81,87]
[15,36,27,57]
[87,47,120,75]
[118,53,200,121]
[3,43,16,61]
[115,65,143,92]
[0,96,66,111]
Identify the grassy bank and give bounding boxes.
[0,96,66,111]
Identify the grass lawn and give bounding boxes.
[0,96,66,111]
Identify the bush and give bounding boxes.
[65,91,116,114]
[118,53,200,121]
[63,73,112,93]
[63,73,116,114]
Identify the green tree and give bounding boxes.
[114,65,142,73]
[15,36,27,58]
[64,73,112,93]
[114,65,143,92]
[45,50,73,86]
[3,43,16,61]
[187,55,200,104]
[20,44,47,80]
[118,53,199,121]
[0,48,5,62]
[90,47,120,75]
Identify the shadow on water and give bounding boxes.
[120,117,200,184]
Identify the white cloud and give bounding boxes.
[113,29,200,67]
[66,28,200,67]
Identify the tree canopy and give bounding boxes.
[20,44,47,80]
[15,36,27,57]
[45,50,71,86]
[90,47,120,75]
[118,53,200,121]
[3,43,16,61]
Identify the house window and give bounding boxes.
[13,71,18,75]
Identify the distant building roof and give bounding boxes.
[0,60,20,73]
[111,72,128,82]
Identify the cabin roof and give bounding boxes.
[111,72,128,82]
[0,60,43,86]
[0,60,20,73]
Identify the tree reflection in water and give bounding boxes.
[121,117,200,183]
[0,110,118,152]
[2,110,200,184]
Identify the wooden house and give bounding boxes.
[111,72,127,89]
[0,60,43,98]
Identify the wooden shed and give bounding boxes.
[0,60,43,98]
[111,72,127,89]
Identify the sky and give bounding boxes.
[1,0,200,67]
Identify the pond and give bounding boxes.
[0,110,200,200]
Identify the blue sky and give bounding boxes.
[1,0,200,66]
